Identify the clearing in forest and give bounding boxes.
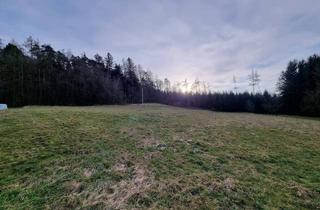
[0,104,319,209]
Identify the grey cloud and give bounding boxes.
[1,0,320,92]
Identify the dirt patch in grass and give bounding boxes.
[199,177,238,193]
[121,127,137,137]
[83,168,94,178]
[140,136,161,149]
[65,181,84,193]
[289,181,315,200]
[112,153,134,173]
[113,163,128,173]
[222,177,237,191]
[174,135,193,145]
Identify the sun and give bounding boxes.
[180,85,191,93]
[180,87,187,93]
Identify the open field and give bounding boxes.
[0,104,319,209]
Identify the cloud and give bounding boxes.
[1,0,320,92]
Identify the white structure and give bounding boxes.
[0,104,8,110]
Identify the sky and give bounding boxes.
[1,0,320,92]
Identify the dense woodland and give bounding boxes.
[0,37,319,116]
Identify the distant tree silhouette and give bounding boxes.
[233,74,238,94]
[248,69,260,94]
[105,52,113,72]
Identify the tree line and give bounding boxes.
[0,37,161,106]
[0,37,319,116]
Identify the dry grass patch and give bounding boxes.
[82,163,153,209]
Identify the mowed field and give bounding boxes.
[0,104,319,209]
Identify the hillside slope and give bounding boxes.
[0,104,319,209]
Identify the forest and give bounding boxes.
[0,37,319,116]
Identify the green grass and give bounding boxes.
[0,104,319,209]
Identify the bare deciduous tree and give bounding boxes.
[248,69,260,94]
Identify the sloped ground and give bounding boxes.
[0,104,319,209]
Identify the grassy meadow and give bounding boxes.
[0,104,319,209]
